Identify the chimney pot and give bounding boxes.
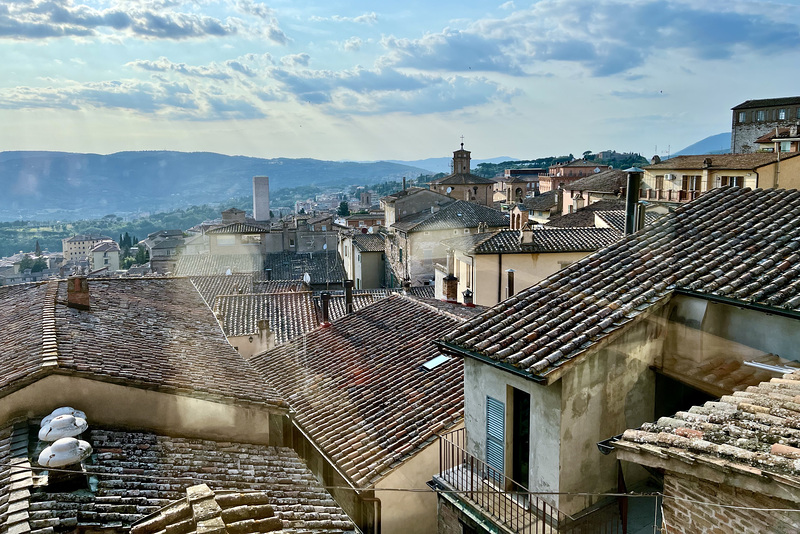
[506,269,515,299]
[67,276,90,310]
[344,279,355,314]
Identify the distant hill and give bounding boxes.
[386,156,518,174]
[0,151,430,221]
[672,133,731,157]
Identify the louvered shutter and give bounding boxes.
[486,396,504,477]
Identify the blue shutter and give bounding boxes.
[486,396,504,476]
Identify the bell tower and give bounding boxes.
[453,141,471,174]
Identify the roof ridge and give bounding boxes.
[41,281,60,369]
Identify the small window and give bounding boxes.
[399,248,403,261]
[464,228,470,234]
[738,111,746,123]
[289,238,295,248]
[779,109,787,120]
[421,354,451,370]
[797,108,800,119]
[756,110,766,121]
[453,229,459,235]
[321,225,326,231]
[242,234,261,244]
[424,231,431,236]
[781,141,792,152]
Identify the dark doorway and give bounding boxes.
[511,387,530,490]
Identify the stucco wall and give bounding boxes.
[0,374,278,443]
[359,250,383,289]
[557,309,667,516]
[463,358,562,510]
[376,422,463,534]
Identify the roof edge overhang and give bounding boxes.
[673,288,800,322]
[436,340,548,384]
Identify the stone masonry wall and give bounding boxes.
[662,472,800,534]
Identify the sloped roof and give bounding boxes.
[352,233,385,252]
[190,273,255,306]
[207,222,269,234]
[441,187,800,379]
[64,234,111,242]
[520,190,559,211]
[545,199,626,228]
[254,279,311,293]
[392,200,508,233]
[616,369,800,484]
[0,423,352,534]
[430,173,495,185]
[595,210,663,233]
[646,153,800,171]
[755,127,800,143]
[174,253,263,276]
[564,169,627,193]
[263,251,346,284]
[90,241,120,253]
[733,97,800,110]
[443,227,622,254]
[214,292,318,343]
[150,237,185,250]
[250,295,464,487]
[0,278,284,408]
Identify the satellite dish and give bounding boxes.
[39,414,88,442]
[41,407,86,428]
[38,437,93,468]
[323,243,328,250]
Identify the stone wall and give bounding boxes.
[662,472,800,534]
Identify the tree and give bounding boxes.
[34,240,42,256]
[337,201,350,217]
[298,207,306,214]
[32,257,47,272]
[134,245,149,265]
[17,254,33,272]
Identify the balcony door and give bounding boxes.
[511,387,531,491]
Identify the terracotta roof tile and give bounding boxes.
[392,200,508,233]
[429,173,495,185]
[546,199,626,228]
[442,187,800,378]
[207,222,270,234]
[520,190,559,211]
[214,292,319,344]
[732,97,800,110]
[352,234,385,252]
[0,424,353,533]
[263,252,345,284]
[617,369,800,482]
[563,169,628,193]
[250,295,464,487]
[191,274,256,306]
[646,153,800,171]
[442,227,621,254]
[174,254,263,276]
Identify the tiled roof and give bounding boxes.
[616,369,800,482]
[150,237,185,250]
[442,227,621,254]
[264,252,346,284]
[65,234,111,242]
[254,279,311,293]
[173,253,263,276]
[392,200,508,233]
[214,292,318,344]
[190,274,256,306]
[380,186,428,202]
[545,199,626,228]
[352,233,385,252]
[442,187,800,379]
[732,96,800,110]
[0,278,284,407]
[430,173,495,185]
[411,297,488,320]
[0,424,353,534]
[207,222,269,234]
[250,295,464,487]
[595,210,663,233]
[90,241,120,252]
[564,169,627,193]
[755,127,800,143]
[405,285,436,299]
[315,292,384,322]
[520,190,559,211]
[646,153,800,171]
[132,484,284,534]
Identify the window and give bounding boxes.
[655,175,664,190]
[289,238,295,248]
[717,176,743,187]
[756,110,765,121]
[464,228,470,234]
[486,396,505,476]
[682,175,701,191]
[242,234,261,244]
[781,141,792,152]
[797,108,800,119]
[466,264,472,288]
[779,109,787,120]
[399,248,403,261]
[453,229,459,235]
[321,225,326,231]
[738,111,746,123]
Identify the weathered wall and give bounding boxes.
[463,358,562,510]
[358,250,384,289]
[662,472,800,534]
[437,494,488,534]
[558,308,668,516]
[376,423,463,534]
[0,374,277,443]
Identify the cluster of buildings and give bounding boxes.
[2,96,800,534]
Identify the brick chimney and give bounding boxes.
[344,279,355,314]
[67,276,90,310]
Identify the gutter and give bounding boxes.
[674,288,800,322]
[436,340,547,384]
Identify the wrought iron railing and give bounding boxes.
[436,428,622,534]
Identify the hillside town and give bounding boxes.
[3,95,800,534]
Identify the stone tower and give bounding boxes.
[253,176,270,222]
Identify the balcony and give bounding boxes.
[432,428,622,534]
[638,188,700,202]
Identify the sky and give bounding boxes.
[2,0,800,161]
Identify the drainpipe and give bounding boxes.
[497,253,503,304]
[623,167,644,235]
[506,269,515,299]
[344,279,354,314]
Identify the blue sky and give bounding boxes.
[2,0,800,161]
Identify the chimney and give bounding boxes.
[344,279,355,314]
[519,223,534,247]
[650,155,661,165]
[67,276,90,310]
[462,289,474,307]
[443,275,458,302]
[403,177,407,191]
[320,292,332,327]
[506,269,515,299]
[702,158,712,169]
[265,268,272,281]
[623,167,644,235]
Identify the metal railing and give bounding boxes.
[436,428,622,534]
[639,188,700,202]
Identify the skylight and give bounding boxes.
[422,354,451,371]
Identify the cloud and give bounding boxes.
[499,1,515,9]
[378,0,800,77]
[309,12,377,24]
[280,53,310,68]
[0,0,290,42]
[610,89,666,99]
[127,57,233,80]
[343,36,362,52]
